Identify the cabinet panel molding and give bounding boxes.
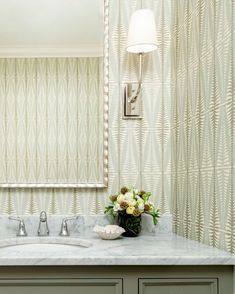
[139,278,218,294]
[0,278,123,294]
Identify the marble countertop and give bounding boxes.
[0,233,234,266]
[0,214,234,266]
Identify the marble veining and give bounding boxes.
[0,234,234,266]
[0,237,92,248]
[1,213,173,238]
[0,213,234,266]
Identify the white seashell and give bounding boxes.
[93,225,125,240]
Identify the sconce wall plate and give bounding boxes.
[123,82,142,119]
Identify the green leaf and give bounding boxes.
[104,205,115,221]
[147,209,160,225]
[142,192,151,202]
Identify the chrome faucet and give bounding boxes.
[38,211,49,236]
[59,216,78,237]
[9,216,28,237]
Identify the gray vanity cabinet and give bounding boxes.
[0,266,232,294]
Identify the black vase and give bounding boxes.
[118,212,141,237]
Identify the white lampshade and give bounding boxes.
[126,9,157,54]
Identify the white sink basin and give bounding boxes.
[0,237,92,252]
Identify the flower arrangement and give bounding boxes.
[105,187,160,237]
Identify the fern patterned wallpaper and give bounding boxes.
[172,0,235,252]
[0,0,171,215]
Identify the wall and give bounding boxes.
[0,0,171,215]
[172,0,235,252]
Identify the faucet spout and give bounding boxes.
[38,211,49,236]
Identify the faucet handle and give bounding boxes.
[9,216,28,237]
[59,215,78,237]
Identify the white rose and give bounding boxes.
[117,194,125,204]
[124,191,133,200]
[113,203,122,212]
[128,199,136,206]
[138,202,144,212]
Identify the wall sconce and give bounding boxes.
[124,9,157,118]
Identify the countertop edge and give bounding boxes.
[0,256,235,266]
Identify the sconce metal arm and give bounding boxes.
[128,53,143,103]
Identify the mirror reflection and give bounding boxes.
[0,0,106,187]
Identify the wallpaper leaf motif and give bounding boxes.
[172,0,235,253]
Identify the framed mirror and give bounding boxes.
[0,0,108,188]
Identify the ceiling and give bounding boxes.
[0,0,103,57]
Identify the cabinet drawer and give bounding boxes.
[139,278,217,294]
[0,278,123,294]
